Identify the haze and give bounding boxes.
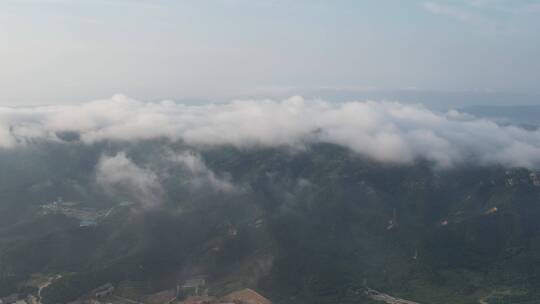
[1,0,540,105]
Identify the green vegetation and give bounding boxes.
[1,141,540,303]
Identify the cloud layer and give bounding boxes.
[2,94,540,168]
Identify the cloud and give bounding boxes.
[96,152,163,208]
[0,124,15,148]
[2,94,540,168]
[167,151,237,193]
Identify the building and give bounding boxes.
[79,219,97,227]
[530,172,540,186]
[0,294,20,304]
[145,289,176,304]
[222,289,272,304]
[94,283,114,298]
[177,278,207,299]
[25,295,38,304]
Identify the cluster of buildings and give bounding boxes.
[173,288,271,304]
[88,278,272,304]
[504,170,540,187]
[65,283,116,304]
[0,294,38,304]
[177,278,208,300]
[12,275,272,304]
[530,172,540,186]
[365,288,421,304]
[168,278,271,304]
[40,198,109,227]
[95,284,114,299]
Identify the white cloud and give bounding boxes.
[0,124,15,148]
[167,151,237,193]
[2,95,540,169]
[96,152,163,208]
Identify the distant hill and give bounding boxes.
[462,104,540,128]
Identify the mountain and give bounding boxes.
[462,105,540,129]
[1,140,540,304]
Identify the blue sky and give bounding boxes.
[1,0,539,104]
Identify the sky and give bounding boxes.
[1,0,540,105]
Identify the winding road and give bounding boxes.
[37,274,62,304]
